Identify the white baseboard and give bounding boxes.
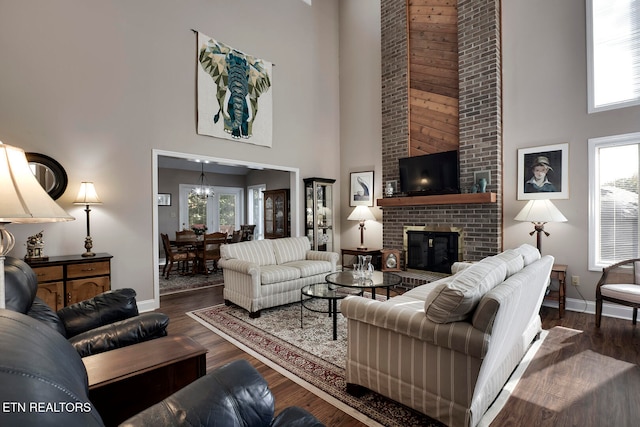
[136,298,160,313]
[543,297,636,321]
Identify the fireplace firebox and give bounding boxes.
[404,227,462,274]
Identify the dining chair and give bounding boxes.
[161,233,196,279]
[240,224,256,241]
[595,258,640,327]
[197,232,228,275]
[175,230,197,243]
[231,230,243,243]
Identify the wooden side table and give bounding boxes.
[547,264,567,318]
[27,253,113,310]
[84,335,207,426]
[341,248,381,271]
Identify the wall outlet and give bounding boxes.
[571,275,580,286]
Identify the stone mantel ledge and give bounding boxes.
[376,192,497,207]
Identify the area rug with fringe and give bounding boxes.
[188,299,447,426]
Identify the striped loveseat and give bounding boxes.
[219,237,339,317]
[341,244,553,427]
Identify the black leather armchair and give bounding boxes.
[121,358,324,427]
[0,309,324,427]
[3,256,169,357]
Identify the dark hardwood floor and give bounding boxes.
[158,287,640,426]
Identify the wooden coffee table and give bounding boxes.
[83,335,207,426]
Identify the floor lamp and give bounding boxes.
[0,142,74,309]
[347,206,376,250]
[73,182,102,257]
[514,199,567,254]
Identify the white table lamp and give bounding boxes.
[73,182,102,257]
[514,199,567,253]
[0,142,74,308]
[347,206,376,250]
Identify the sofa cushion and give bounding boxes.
[282,260,331,278]
[221,239,276,266]
[494,249,525,277]
[272,237,310,265]
[514,243,540,266]
[260,265,301,285]
[424,255,508,323]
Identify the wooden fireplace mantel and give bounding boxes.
[376,192,496,207]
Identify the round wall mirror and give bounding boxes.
[25,153,68,200]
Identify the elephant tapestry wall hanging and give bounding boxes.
[197,32,273,147]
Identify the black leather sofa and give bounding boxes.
[0,309,324,426]
[4,256,169,356]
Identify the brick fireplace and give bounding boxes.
[404,226,463,273]
[380,0,503,265]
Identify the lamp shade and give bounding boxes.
[514,199,567,223]
[347,205,376,222]
[73,182,102,205]
[0,142,74,223]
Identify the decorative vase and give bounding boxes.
[478,178,487,193]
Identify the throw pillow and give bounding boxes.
[494,249,524,277]
[514,244,540,266]
[424,255,508,323]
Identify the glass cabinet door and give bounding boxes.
[303,178,336,251]
[263,189,290,239]
[265,194,274,235]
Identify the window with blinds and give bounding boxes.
[589,132,640,269]
[587,0,640,112]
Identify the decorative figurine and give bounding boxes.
[385,181,394,197]
[25,231,48,261]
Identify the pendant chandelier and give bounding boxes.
[191,163,214,199]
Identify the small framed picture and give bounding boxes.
[157,193,171,206]
[385,180,397,197]
[350,171,374,207]
[473,170,491,186]
[517,143,569,200]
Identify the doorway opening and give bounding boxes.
[152,149,300,302]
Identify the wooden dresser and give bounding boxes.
[27,253,113,310]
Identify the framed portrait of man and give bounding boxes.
[517,143,569,200]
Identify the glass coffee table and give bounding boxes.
[325,270,402,300]
[300,283,362,340]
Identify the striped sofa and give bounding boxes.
[219,237,339,317]
[341,244,553,427]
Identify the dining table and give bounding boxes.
[170,234,231,274]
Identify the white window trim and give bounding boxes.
[588,131,640,270]
[247,184,266,240]
[586,0,640,113]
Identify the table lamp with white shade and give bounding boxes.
[0,142,74,309]
[347,205,376,250]
[514,199,567,253]
[73,182,102,257]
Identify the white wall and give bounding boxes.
[502,0,640,309]
[338,0,383,251]
[0,0,341,305]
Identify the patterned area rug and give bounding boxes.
[188,299,445,427]
[159,267,224,295]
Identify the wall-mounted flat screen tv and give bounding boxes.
[399,150,460,196]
